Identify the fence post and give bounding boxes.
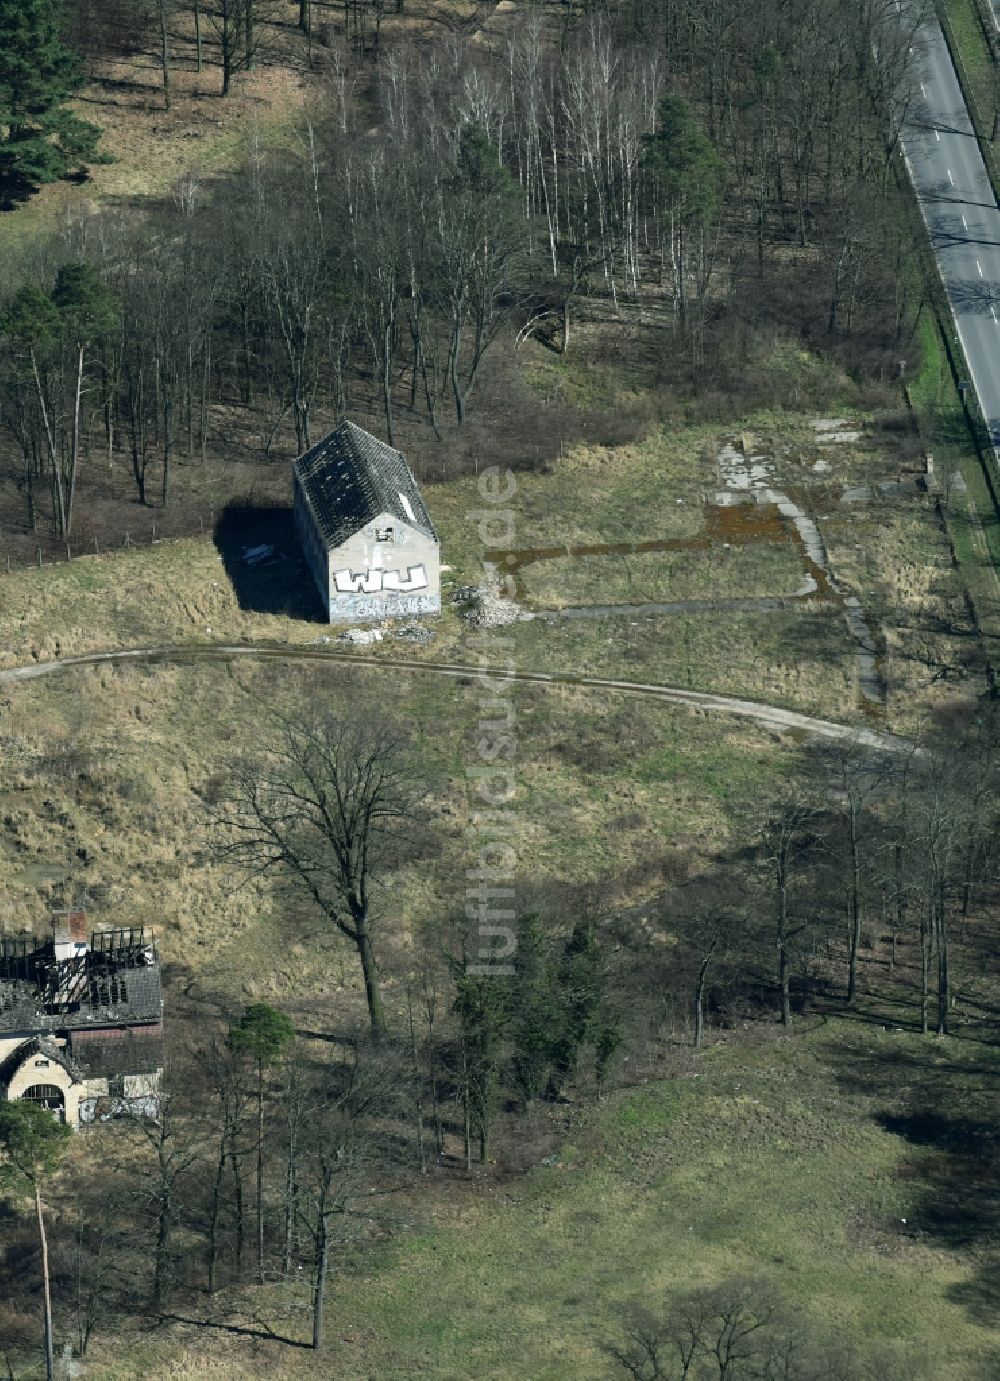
[152,523,156,543]
[66,543,71,562]
[94,537,99,555]
[37,547,42,568]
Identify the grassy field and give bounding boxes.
[0,657,787,1004]
[2,414,994,1378]
[0,407,983,733]
[908,310,1000,672]
[73,1018,1000,1379]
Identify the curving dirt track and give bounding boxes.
[0,641,910,753]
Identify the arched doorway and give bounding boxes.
[21,1085,66,1120]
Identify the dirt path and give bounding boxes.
[0,642,911,753]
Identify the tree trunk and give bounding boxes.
[407,999,427,1173]
[461,1043,472,1170]
[153,1181,171,1309]
[230,1150,245,1275]
[778,867,791,1029]
[256,1064,265,1285]
[161,389,173,507]
[67,342,85,539]
[159,0,171,111]
[222,19,233,97]
[920,895,931,1036]
[311,1220,328,1350]
[246,0,254,71]
[282,1135,298,1276]
[30,351,64,535]
[35,1184,54,1381]
[356,927,385,1041]
[847,805,861,1004]
[936,881,950,1037]
[194,0,203,71]
[381,323,394,447]
[207,1138,226,1293]
[694,952,712,1048]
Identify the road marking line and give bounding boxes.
[948,167,954,183]
[921,82,927,95]
[978,260,984,276]
[935,129,941,141]
[962,214,968,228]
[992,306,997,320]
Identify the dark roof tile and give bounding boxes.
[293,422,436,550]
[0,960,162,1034]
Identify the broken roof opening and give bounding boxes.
[0,925,162,1032]
[293,421,436,551]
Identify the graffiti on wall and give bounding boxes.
[79,1094,160,1124]
[333,564,429,595]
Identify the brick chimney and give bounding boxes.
[52,911,88,963]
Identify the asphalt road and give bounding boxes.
[901,13,1000,447]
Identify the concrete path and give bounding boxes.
[0,642,912,753]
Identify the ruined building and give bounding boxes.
[293,421,441,624]
[0,914,163,1128]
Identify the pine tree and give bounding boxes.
[228,1003,295,1285]
[0,0,103,196]
[452,967,506,1165]
[507,913,556,1107]
[642,94,726,226]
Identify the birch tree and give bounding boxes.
[0,1102,70,1381]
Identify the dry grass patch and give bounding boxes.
[0,660,779,1019]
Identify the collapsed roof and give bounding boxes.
[0,927,162,1034]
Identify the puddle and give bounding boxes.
[483,434,886,707]
[12,862,69,889]
[488,501,794,596]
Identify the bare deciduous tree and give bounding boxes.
[211,708,424,1040]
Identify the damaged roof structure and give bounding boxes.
[292,421,441,624]
[0,913,163,1127]
[293,421,437,551]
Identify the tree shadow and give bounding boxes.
[213,503,325,622]
[825,1038,1000,1327]
[156,1312,312,1349]
[0,171,41,211]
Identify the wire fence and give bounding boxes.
[0,512,224,577]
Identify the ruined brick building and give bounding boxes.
[293,421,441,624]
[0,914,162,1128]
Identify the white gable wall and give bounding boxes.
[325,512,440,625]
